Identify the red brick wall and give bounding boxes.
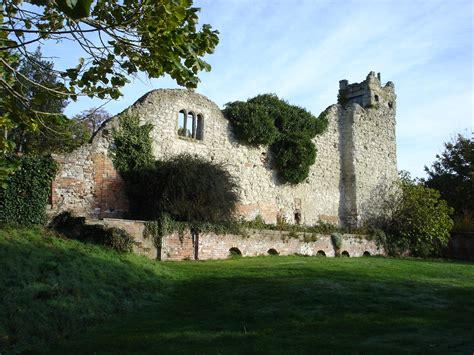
[51,148,128,219]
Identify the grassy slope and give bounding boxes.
[1,227,474,354]
[0,226,171,353]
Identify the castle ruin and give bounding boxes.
[51,71,397,228]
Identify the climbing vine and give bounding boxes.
[0,155,58,225]
[144,215,241,248]
[223,94,328,184]
[110,114,154,174]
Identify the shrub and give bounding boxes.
[375,174,454,257]
[222,93,328,184]
[125,154,239,223]
[222,101,278,146]
[247,94,327,138]
[331,232,343,251]
[271,134,316,184]
[0,155,58,225]
[49,212,134,253]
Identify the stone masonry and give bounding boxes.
[50,72,397,228]
[102,218,385,261]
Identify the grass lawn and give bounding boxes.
[1,226,474,354]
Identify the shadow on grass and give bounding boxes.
[52,259,474,354]
[0,229,169,354]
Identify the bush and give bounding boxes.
[222,94,328,184]
[222,101,278,146]
[331,232,343,252]
[271,134,316,184]
[247,94,327,138]
[0,155,58,225]
[376,174,454,257]
[49,212,134,253]
[125,154,239,223]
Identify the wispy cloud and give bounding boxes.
[44,0,472,178]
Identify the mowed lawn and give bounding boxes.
[1,227,473,354]
[54,257,474,354]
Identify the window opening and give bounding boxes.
[196,114,204,140]
[187,112,194,138]
[178,110,186,137]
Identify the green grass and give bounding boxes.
[1,226,474,354]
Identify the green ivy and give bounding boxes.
[222,94,328,184]
[271,133,316,184]
[144,215,241,248]
[110,114,154,174]
[337,88,349,106]
[0,155,58,225]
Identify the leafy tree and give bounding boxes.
[126,154,239,223]
[423,133,473,215]
[72,107,112,135]
[1,0,219,180]
[375,173,454,257]
[7,47,90,154]
[2,0,219,100]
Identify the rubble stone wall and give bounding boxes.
[50,72,397,228]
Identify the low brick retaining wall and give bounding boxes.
[102,218,385,261]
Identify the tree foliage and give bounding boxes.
[72,107,111,135]
[423,133,473,216]
[222,94,328,184]
[1,0,219,181]
[375,173,454,257]
[126,155,239,223]
[2,0,219,99]
[7,47,90,154]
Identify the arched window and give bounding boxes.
[196,114,204,140]
[178,110,186,137]
[177,110,204,141]
[187,112,195,138]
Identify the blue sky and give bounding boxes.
[41,0,473,178]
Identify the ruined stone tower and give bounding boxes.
[50,72,397,228]
[338,71,397,227]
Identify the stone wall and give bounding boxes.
[50,72,397,228]
[102,218,385,261]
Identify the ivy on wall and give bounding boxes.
[0,155,58,225]
[223,94,328,184]
[109,114,154,174]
